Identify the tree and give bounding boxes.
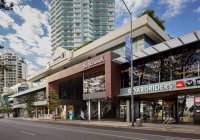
[25,94,34,118]
[48,90,59,120]
[139,9,165,30]
[1,100,12,118]
[0,0,14,10]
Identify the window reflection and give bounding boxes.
[83,71,105,94]
[140,100,163,121]
[120,42,200,88]
[178,95,194,123]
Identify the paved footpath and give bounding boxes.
[9,118,200,135]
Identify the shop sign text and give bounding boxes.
[53,52,65,62]
[83,55,104,69]
[129,83,173,94]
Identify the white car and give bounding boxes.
[0,114,4,118]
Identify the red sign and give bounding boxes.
[176,81,184,88]
[195,97,200,102]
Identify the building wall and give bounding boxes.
[47,51,120,101]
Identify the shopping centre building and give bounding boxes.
[9,14,200,124]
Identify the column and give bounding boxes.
[98,99,101,120]
[126,100,130,122]
[88,100,91,121]
[64,105,67,120]
[56,108,58,116]
[36,107,38,118]
[43,108,45,114]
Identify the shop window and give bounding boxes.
[121,67,130,88]
[59,77,83,100]
[178,95,194,123]
[140,100,163,121]
[83,71,105,94]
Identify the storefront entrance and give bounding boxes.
[140,97,177,123]
[162,100,177,121]
[139,93,200,124]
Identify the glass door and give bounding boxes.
[163,100,176,121]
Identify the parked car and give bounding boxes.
[0,114,4,118]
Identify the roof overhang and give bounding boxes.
[113,30,200,64]
[10,84,46,98]
[28,15,170,82]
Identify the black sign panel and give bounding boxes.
[186,80,194,86]
[196,79,200,85]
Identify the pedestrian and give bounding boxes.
[80,110,85,121]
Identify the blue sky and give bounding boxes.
[0,0,200,75]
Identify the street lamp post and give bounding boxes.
[121,0,134,126]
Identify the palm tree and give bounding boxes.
[0,0,14,10]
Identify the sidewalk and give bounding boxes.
[10,118,200,135]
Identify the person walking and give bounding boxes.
[80,110,85,121]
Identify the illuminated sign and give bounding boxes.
[83,55,104,69]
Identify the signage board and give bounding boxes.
[176,81,184,88]
[186,80,194,86]
[125,35,132,63]
[128,82,173,94]
[82,55,104,69]
[195,97,200,103]
[121,77,200,96]
[53,52,65,62]
[196,79,200,85]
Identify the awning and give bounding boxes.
[113,30,200,64]
[9,84,46,98]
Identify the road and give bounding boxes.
[0,119,200,140]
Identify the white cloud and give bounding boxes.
[159,0,195,19]
[26,60,40,75]
[43,0,50,10]
[195,6,200,13]
[0,1,51,75]
[36,57,51,66]
[115,0,152,27]
[0,10,15,29]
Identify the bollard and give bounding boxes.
[136,118,142,127]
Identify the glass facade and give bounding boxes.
[14,90,46,105]
[178,95,194,123]
[139,94,196,123]
[121,42,200,88]
[58,77,83,100]
[140,100,163,121]
[83,71,105,94]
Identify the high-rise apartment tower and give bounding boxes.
[50,0,115,53]
[0,49,27,94]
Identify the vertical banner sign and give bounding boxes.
[125,35,132,63]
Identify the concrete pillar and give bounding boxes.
[126,100,130,122]
[98,99,101,120]
[56,108,58,116]
[48,109,50,114]
[36,107,38,118]
[64,105,67,120]
[43,108,45,114]
[88,100,91,121]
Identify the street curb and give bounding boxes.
[7,118,200,135]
